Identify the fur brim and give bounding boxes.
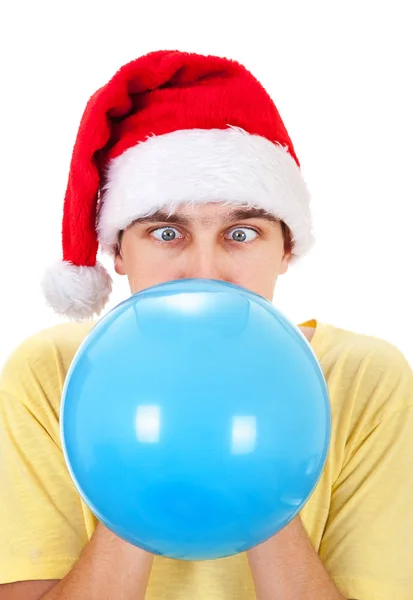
[98,127,314,257]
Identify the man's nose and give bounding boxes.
[179,247,226,281]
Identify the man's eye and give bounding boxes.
[226,227,258,243]
[149,226,258,243]
[150,227,182,242]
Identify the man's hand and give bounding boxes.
[247,515,346,600]
[0,523,154,600]
[41,523,154,600]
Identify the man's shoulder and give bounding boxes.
[320,321,413,417]
[322,322,410,370]
[0,321,96,398]
[3,320,96,367]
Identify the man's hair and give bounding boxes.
[281,221,293,255]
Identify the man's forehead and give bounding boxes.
[130,205,280,227]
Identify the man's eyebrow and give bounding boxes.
[128,207,280,227]
[226,207,280,224]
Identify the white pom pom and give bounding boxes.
[41,260,113,321]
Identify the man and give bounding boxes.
[0,50,412,600]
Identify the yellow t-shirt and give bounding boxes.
[0,319,412,599]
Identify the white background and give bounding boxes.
[0,0,412,368]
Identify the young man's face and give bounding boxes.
[114,203,291,302]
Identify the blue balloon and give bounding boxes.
[61,279,331,560]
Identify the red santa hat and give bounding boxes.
[41,50,313,321]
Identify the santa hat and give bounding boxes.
[41,50,313,321]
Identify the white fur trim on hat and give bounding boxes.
[41,260,113,321]
[98,127,314,257]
